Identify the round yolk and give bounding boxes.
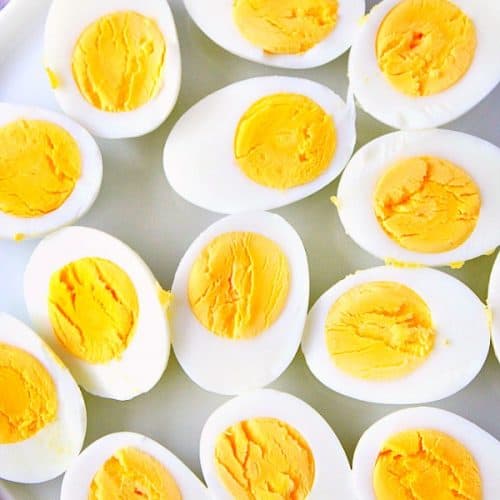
[188,232,290,340]
[89,447,181,500]
[325,282,436,380]
[234,93,336,190]
[373,429,482,500]
[373,156,481,254]
[0,343,58,444]
[215,417,315,499]
[48,257,139,364]
[376,0,476,97]
[0,119,81,218]
[72,11,166,112]
[233,0,338,55]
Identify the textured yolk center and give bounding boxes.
[72,11,166,112]
[376,0,476,97]
[89,447,181,500]
[325,282,436,380]
[48,257,139,364]
[0,119,81,218]
[234,93,336,190]
[373,429,482,500]
[215,417,315,500]
[188,232,290,340]
[373,156,481,254]
[0,343,58,444]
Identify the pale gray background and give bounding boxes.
[0,1,499,498]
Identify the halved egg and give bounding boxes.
[336,129,500,267]
[352,407,500,500]
[61,432,209,499]
[0,103,102,240]
[0,313,86,484]
[44,0,181,138]
[487,251,500,364]
[171,212,309,395]
[164,76,356,213]
[349,0,500,129]
[302,266,490,404]
[24,226,171,400]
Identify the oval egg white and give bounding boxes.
[487,251,500,365]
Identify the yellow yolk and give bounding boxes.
[48,257,139,364]
[215,417,315,499]
[188,232,290,340]
[89,447,181,500]
[234,93,336,190]
[72,11,166,112]
[373,429,482,500]
[0,343,58,444]
[376,0,476,96]
[325,282,436,380]
[0,119,81,218]
[233,0,338,54]
[373,156,481,253]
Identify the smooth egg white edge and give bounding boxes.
[487,251,500,364]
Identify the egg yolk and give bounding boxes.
[0,343,58,444]
[233,0,338,54]
[89,447,181,500]
[376,0,476,97]
[188,232,290,340]
[48,257,139,364]
[234,93,336,190]
[0,119,81,218]
[72,11,166,112]
[373,156,481,254]
[215,417,315,499]
[325,282,436,380]
[373,429,482,500]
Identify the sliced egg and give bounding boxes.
[24,226,171,400]
[349,0,500,129]
[302,266,490,404]
[487,251,500,364]
[164,76,356,213]
[61,432,209,499]
[171,212,309,395]
[337,129,500,267]
[0,313,86,484]
[44,0,181,138]
[353,407,500,500]
[0,103,102,240]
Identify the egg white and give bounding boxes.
[487,251,500,365]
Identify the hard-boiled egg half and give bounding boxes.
[0,103,102,240]
[171,212,309,395]
[487,251,500,365]
[353,407,500,500]
[183,0,365,69]
[200,389,355,499]
[302,266,490,404]
[61,432,209,499]
[349,0,500,129]
[44,0,181,138]
[337,129,500,267]
[0,313,86,484]
[164,76,356,213]
[24,226,171,400]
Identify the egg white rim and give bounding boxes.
[487,251,500,365]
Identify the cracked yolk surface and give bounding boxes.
[325,282,436,380]
[72,11,166,112]
[0,119,81,218]
[89,447,181,500]
[0,343,58,444]
[373,429,482,500]
[215,417,315,500]
[48,257,139,364]
[234,93,336,190]
[373,156,481,254]
[376,0,476,97]
[233,0,338,54]
[188,232,290,340]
